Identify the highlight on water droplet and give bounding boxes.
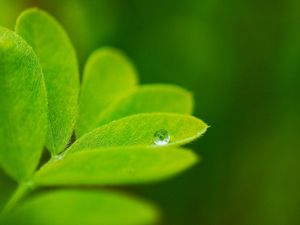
[153,129,170,146]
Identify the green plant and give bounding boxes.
[0,8,208,225]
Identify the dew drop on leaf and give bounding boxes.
[153,129,170,146]
[54,153,64,161]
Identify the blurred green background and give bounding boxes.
[1,0,299,225]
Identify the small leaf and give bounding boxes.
[69,113,208,153]
[76,47,138,137]
[96,84,193,126]
[0,26,47,181]
[1,190,159,225]
[35,147,198,185]
[15,8,80,155]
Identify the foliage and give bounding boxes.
[0,8,208,225]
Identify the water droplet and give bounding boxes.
[154,129,170,146]
[54,153,64,161]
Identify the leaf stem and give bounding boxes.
[1,181,34,215]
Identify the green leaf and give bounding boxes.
[76,47,138,137]
[1,190,159,225]
[15,8,80,155]
[95,84,193,127]
[69,113,208,153]
[0,26,47,181]
[34,147,198,185]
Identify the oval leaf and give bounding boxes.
[69,113,208,153]
[0,26,47,181]
[76,47,138,137]
[35,147,198,185]
[15,8,80,155]
[96,84,193,126]
[1,190,158,225]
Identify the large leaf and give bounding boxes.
[1,190,158,225]
[95,84,193,127]
[69,113,208,153]
[0,26,47,181]
[76,47,138,137]
[15,8,80,155]
[34,147,198,185]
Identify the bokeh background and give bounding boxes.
[1,0,300,225]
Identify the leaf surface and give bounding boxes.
[69,113,208,153]
[96,84,193,126]
[0,26,47,181]
[1,190,158,225]
[77,47,138,137]
[15,8,80,155]
[35,147,198,185]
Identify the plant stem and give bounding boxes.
[1,156,55,216]
[1,182,33,215]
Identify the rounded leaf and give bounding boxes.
[96,84,194,126]
[1,190,159,225]
[16,8,80,155]
[76,47,138,137]
[69,113,208,152]
[35,147,198,185]
[0,26,47,181]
